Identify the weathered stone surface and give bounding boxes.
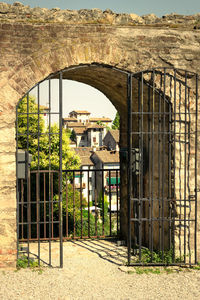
[0,2,199,28]
[0,3,200,268]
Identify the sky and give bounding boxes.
[4,0,200,120]
[3,0,200,16]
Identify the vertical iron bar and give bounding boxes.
[139,72,144,261]
[51,173,54,239]
[172,70,177,262]
[88,169,90,238]
[148,82,151,251]
[28,172,31,240]
[44,173,46,239]
[184,72,187,263]
[59,71,63,268]
[73,171,75,238]
[168,78,172,251]
[116,170,119,235]
[36,172,39,240]
[37,85,40,265]
[95,171,98,236]
[48,79,52,266]
[102,169,105,236]
[158,79,162,251]
[109,170,112,236]
[36,172,40,265]
[127,73,132,265]
[151,70,155,261]
[80,170,83,238]
[195,74,198,264]
[178,82,182,260]
[66,173,68,238]
[27,94,30,266]
[187,86,191,265]
[21,179,24,240]
[16,107,19,259]
[161,69,166,261]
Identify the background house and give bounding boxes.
[73,147,95,203]
[91,149,120,211]
[63,110,112,148]
[69,110,91,124]
[103,130,119,151]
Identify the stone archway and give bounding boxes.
[1,4,200,269]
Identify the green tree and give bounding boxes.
[112,112,120,130]
[17,95,80,171]
[17,95,45,151]
[97,120,111,132]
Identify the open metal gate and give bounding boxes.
[16,65,122,268]
[127,68,199,266]
[16,71,64,267]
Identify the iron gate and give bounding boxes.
[16,65,122,268]
[127,68,199,266]
[16,71,64,267]
[16,65,199,268]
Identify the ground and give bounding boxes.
[0,240,200,299]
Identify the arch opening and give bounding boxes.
[15,64,199,267]
[16,64,128,267]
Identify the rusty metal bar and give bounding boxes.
[44,173,46,239]
[94,171,98,236]
[88,169,90,238]
[73,171,76,238]
[66,173,68,238]
[51,172,54,239]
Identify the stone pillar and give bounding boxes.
[0,88,17,269]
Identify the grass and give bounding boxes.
[134,247,184,265]
[128,264,200,275]
[126,254,200,275]
[16,255,44,274]
[190,261,200,270]
[127,267,177,275]
[135,267,161,275]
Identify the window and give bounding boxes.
[93,137,96,143]
[81,136,85,141]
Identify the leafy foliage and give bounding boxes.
[17,255,39,269]
[17,95,80,171]
[112,112,120,130]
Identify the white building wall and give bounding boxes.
[90,129,104,147]
[76,114,90,124]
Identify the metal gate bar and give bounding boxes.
[18,168,120,241]
[127,68,199,266]
[16,71,64,267]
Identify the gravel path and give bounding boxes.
[0,240,200,300]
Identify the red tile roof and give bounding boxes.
[73,128,86,134]
[63,117,77,122]
[70,110,91,115]
[89,117,112,122]
[92,150,119,163]
[74,147,94,166]
[86,124,104,130]
[67,122,86,128]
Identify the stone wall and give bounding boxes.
[0,2,200,268]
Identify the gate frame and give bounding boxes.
[15,63,129,268]
[127,67,199,266]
